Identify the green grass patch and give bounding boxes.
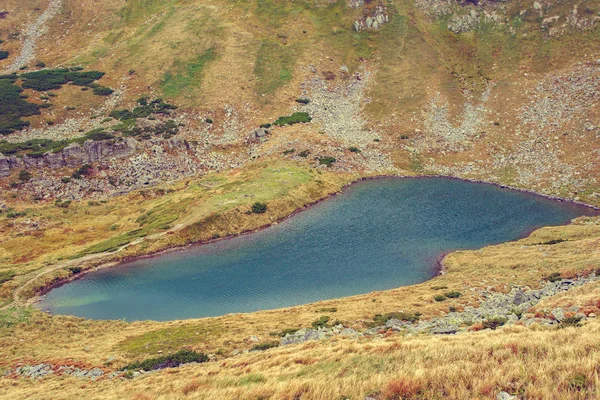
[0,269,16,285]
[120,322,223,356]
[161,48,216,98]
[238,373,267,385]
[254,40,298,97]
[0,307,33,329]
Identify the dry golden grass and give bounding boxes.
[0,212,599,399]
[1,318,599,399]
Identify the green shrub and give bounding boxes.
[259,123,271,128]
[561,315,583,327]
[482,317,507,330]
[272,112,311,126]
[283,149,295,155]
[55,199,71,208]
[85,129,114,141]
[205,118,213,124]
[6,210,26,218]
[0,80,41,135]
[92,85,114,96]
[567,374,588,391]
[295,98,310,104]
[400,135,409,139]
[269,327,301,337]
[318,307,337,313]
[250,202,267,214]
[122,349,208,371]
[251,342,279,351]
[318,157,336,166]
[20,69,105,91]
[348,146,360,153]
[434,294,447,302]
[311,316,330,328]
[72,164,92,179]
[18,170,31,182]
[444,291,462,298]
[68,266,82,274]
[371,311,421,326]
[298,150,310,157]
[0,51,8,60]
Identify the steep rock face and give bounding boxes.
[0,153,10,177]
[1,138,139,176]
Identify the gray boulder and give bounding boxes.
[247,128,269,144]
[551,308,565,321]
[512,289,528,305]
[496,391,517,400]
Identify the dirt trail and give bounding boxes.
[3,0,63,73]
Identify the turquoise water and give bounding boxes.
[38,178,598,321]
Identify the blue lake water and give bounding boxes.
[37,178,598,321]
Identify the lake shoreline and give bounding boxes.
[32,173,600,314]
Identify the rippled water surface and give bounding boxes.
[38,178,598,321]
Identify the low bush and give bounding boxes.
[272,112,311,126]
[251,342,279,351]
[318,157,336,166]
[434,294,447,302]
[55,199,71,208]
[311,316,330,328]
[370,311,421,327]
[283,149,295,155]
[0,51,8,60]
[122,349,208,371]
[295,98,310,104]
[318,307,337,313]
[269,327,301,337]
[298,150,310,157]
[348,146,360,153]
[250,202,267,214]
[18,170,31,182]
[444,291,462,298]
[72,164,92,179]
[567,374,588,391]
[68,266,82,274]
[0,80,41,135]
[91,85,114,96]
[560,315,583,327]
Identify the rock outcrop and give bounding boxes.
[0,153,9,177]
[0,138,139,177]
